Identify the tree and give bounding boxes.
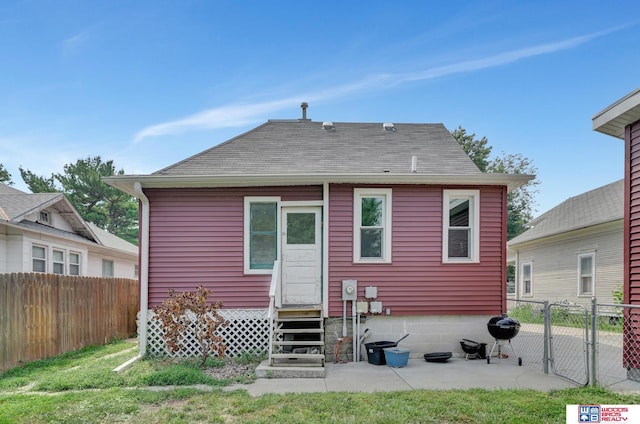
[20,157,139,245]
[488,152,540,240]
[0,164,13,185]
[19,167,58,192]
[450,126,492,172]
[451,127,539,240]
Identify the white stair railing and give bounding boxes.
[267,260,280,364]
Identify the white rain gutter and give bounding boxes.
[134,182,150,357]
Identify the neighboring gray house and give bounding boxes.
[507,180,623,306]
[0,184,138,278]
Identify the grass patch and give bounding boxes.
[2,341,639,423]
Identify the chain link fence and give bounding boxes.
[507,298,640,389]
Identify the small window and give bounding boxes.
[69,252,80,276]
[353,188,392,263]
[52,249,64,274]
[102,259,114,277]
[244,197,280,274]
[32,245,46,273]
[39,210,51,225]
[578,252,595,296]
[443,190,480,263]
[521,261,533,296]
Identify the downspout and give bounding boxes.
[134,182,150,357]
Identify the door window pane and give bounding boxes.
[287,213,315,244]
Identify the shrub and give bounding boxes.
[152,285,229,366]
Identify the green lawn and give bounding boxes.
[1,340,638,423]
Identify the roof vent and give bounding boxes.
[322,121,335,130]
[301,102,308,120]
[383,122,395,131]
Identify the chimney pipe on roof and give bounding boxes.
[301,102,308,120]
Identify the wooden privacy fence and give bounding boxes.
[0,273,139,372]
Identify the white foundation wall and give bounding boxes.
[359,315,495,359]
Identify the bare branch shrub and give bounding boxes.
[152,285,228,366]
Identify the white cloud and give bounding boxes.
[133,28,617,143]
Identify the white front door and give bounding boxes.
[281,207,322,305]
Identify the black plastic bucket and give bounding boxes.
[365,341,397,365]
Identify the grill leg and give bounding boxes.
[487,340,498,364]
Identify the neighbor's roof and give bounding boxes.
[508,179,623,246]
[0,184,137,253]
[105,119,533,195]
[593,88,640,139]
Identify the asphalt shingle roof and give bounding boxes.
[508,179,623,246]
[154,120,482,176]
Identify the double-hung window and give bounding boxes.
[521,261,533,296]
[353,188,392,263]
[52,249,65,274]
[32,245,46,273]
[69,252,81,276]
[443,190,479,263]
[244,197,279,274]
[578,252,595,296]
[102,259,114,277]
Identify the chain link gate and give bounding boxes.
[548,302,589,385]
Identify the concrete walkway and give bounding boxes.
[224,357,578,396]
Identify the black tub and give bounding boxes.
[365,341,397,365]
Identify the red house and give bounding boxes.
[593,88,640,381]
[106,105,531,369]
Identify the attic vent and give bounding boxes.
[383,122,395,131]
[322,122,335,130]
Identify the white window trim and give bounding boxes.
[442,189,480,263]
[244,196,281,275]
[577,251,595,297]
[521,261,533,297]
[353,188,392,264]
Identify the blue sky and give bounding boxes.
[1,1,637,215]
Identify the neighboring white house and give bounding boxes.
[507,179,623,307]
[0,184,138,278]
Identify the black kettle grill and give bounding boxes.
[486,314,522,366]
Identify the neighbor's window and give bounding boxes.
[354,188,392,263]
[578,252,595,296]
[102,259,114,277]
[32,245,46,273]
[244,197,280,274]
[521,261,533,296]
[52,249,65,274]
[39,210,51,225]
[69,252,80,276]
[443,190,479,263]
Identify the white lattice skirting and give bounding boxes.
[143,309,270,358]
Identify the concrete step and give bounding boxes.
[256,360,326,378]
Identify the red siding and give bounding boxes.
[626,121,640,305]
[624,120,640,367]
[145,186,322,308]
[327,184,506,317]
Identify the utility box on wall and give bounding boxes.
[342,280,357,301]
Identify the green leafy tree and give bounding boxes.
[450,126,492,172]
[19,167,58,192]
[488,152,539,239]
[19,157,138,245]
[0,164,13,185]
[451,127,539,240]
